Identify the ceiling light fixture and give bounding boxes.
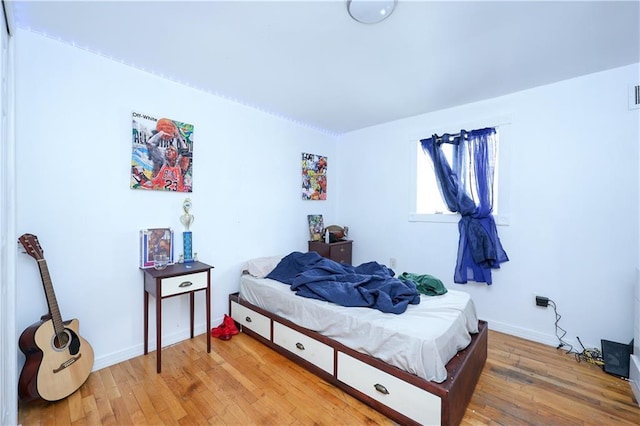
[347,0,397,24]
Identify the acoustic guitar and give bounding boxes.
[17,233,94,402]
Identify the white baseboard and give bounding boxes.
[630,355,640,406]
[90,316,590,372]
[485,318,580,349]
[92,320,215,371]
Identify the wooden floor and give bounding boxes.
[18,330,640,425]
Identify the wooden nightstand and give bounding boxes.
[142,261,213,373]
[308,240,353,265]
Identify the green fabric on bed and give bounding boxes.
[399,272,448,296]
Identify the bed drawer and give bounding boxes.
[230,301,271,340]
[337,352,441,426]
[273,322,334,374]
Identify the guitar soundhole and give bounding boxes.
[52,329,72,351]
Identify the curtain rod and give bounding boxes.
[435,127,498,142]
[435,131,468,143]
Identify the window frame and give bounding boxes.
[408,117,511,226]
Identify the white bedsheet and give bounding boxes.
[239,274,479,383]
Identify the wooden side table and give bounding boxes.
[142,261,213,373]
[308,240,353,265]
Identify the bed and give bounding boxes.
[228,253,488,425]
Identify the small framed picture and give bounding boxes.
[140,228,174,268]
[307,214,324,241]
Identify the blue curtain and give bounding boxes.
[420,128,508,284]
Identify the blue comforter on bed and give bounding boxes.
[266,251,420,314]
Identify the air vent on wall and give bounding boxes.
[631,84,640,110]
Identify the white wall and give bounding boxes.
[337,63,640,350]
[13,27,640,372]
[0,4,16,424]
[14,29,337,371]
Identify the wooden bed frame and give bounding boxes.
[229,292,487,426]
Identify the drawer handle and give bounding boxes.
[179,281,193,288]
[295,342,305,351]
[340,247,345,252]
[374,383,389,395]
[245,316,252,323]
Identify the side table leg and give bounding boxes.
[190,292,195,339]
[156,292,162,373]
[144,291,149,355]
[206,282,211,353]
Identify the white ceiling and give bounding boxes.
[11,0,640,135]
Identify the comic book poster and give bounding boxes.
[131,111,194,192]
[302,152,327,200]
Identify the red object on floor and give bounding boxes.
[211,323,225,338]
[211,314,239,340]
[224,314,239,335]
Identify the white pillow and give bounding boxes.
[245,255,284,278]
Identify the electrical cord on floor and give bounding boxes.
[547,299,605,367]
[575,336,604,367]
[548,299,575,354]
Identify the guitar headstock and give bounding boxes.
[18,234,44,261]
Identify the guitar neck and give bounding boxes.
[36,259,65,336]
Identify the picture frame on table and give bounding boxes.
[307,214,324,242]
[140,228,174,268]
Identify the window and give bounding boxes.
[409,123,509,225]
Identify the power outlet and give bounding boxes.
[389,258,397,269]
[535,296,549,307]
